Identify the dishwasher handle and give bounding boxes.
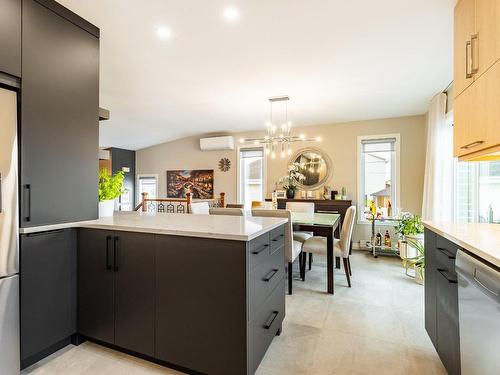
[456,250,500,300]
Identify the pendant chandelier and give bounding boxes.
[239,96,321,159]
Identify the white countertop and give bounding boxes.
[19,211,288,241]
[423,221,500,268]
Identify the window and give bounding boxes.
[454,160,500,223]
[238,148,265,209]
[357,135,400,222]
[137,174,158,204]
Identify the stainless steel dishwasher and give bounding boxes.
[456,250,500,375]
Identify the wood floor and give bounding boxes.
[22,251,446,375]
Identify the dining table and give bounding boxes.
[291,212,341,294]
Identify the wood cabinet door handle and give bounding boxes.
[461,140,484,150]
[471,34,479,74]
[465,40,473,79]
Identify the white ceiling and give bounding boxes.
[58,0,455,150]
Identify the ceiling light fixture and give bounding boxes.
[157,26,172,39]
[223,7,240,22]
[239,96,321,159]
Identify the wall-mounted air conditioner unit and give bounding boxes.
[199,136,234,151]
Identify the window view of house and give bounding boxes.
[359,137,398,219]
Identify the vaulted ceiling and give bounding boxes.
[58,0,455,150]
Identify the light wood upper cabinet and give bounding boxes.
[455,61,500,159]
[454,0,476,97]
[454,0,500,160]
[474,0,499,77]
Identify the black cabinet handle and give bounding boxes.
[263,269,279,282]
[437,268,457,283]
[263,311,279,329]
[437,247,456,259]
[113,236,120,271]
[252,244,269,255]
[24,184,31,222]
[272,234,284,242]
[106,235,112,270]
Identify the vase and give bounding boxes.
[286,189,295,199]
[98,199,115,218]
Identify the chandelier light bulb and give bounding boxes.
[287,148,292,155]
[316,136,322,142]
[299,134,305,140]
[239,138,245,143]
[266,148,270,155]
[271,152,276,159]
[281,152,285,158]
[254,140,260,145]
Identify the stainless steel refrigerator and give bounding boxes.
[0,86,20,374]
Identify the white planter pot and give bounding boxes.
[405,233,424,259]
[98,199,115,218]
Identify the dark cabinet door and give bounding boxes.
[436,268,461,375]
[78,229,115,344]
[424,229,437,347]
[21,0,99,227]
[20,229,77,362]
[0,0,21,76]
[155,235,247,375]
[114,232,155,357]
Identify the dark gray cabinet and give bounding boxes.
[425,228,461,375]
[78,229,115,344]
[424,229,437,347]
[78,229,155,357]
[114,232,155,357]
[155,235,248,375]
[20,229,77,369]
[0,0,21,77]
[78,227,285,375]
[20,0,99,227]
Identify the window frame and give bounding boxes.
[236,145,267,206]
[356,133,401,224]
[136,173,159,204]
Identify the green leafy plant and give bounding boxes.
[98,169,125,202]
[396,212,424,236]
[278,162,306,191]
[405,237,425,280]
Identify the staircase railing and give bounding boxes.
[134,192,225,214]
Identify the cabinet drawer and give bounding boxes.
[269,225,285,253]
[248,282,285,375]
[249,245,285,319]
[248,233,271,270]
[435,235,460,272]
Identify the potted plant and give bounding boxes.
[98,168,125,218]
[279,162,306,199]
[405,237,425,284]
[395,212,424,260]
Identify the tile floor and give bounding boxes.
[23,250,446,375]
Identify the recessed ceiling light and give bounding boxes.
[157,26,172,39]
[223,7,240,22]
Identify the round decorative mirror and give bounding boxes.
[290,148,332,190]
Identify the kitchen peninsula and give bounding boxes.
[19,212,287,375]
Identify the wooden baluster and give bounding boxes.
[141,192,148,212]
[186,192,192,213]
[220,192,225,208]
